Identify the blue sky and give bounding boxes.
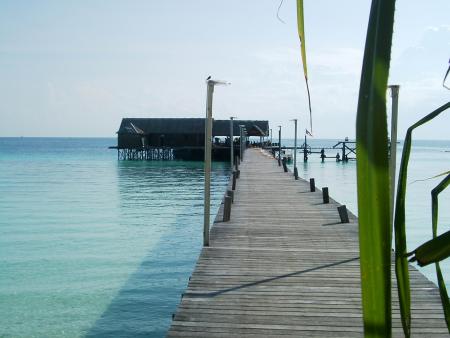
[0,0,449,138]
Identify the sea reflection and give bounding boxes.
[86,160,229,338]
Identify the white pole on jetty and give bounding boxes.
[291,119,298,179]
[204,77,229,247]
[239,126,242,159]
[278,125,282,165]
[388,84,400,229]
[230,117,235,168]
[239,125,245,160]
[243,128,247,154]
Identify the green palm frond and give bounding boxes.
[394,102,450,337]
[407,173,450,332]
[356,0,396,336]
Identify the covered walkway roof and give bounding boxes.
[117,118,269,137]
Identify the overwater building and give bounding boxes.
[114,118,269,160]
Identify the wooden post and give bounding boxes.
[236,169,240,179]
[230,117,234,169]
[282,157,288,172]
[293,118,298,179]
[278,126,282,166]
[232,171,237,190]
[338,205,349,223]
[303,134,308,162]
[239,125,246,161]
[322,187,329,204]
[227,189,234,203]
[223,196,232,222]
[203,77,229,247]
[309,178,315,192]
[389,85,400,230]
[203,81,214,247]
[239,126,242,160]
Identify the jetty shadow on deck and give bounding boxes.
[184,256,360,299]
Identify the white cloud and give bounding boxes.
[310,48,363,77]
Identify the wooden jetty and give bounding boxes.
[167,148,448,337]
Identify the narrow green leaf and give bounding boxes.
[296,0,313,133]
[443,60,450,90]
[394,102,450,337]
[356,1,396,337]
[410,230,450,266]
[409,170,450,184]
[431,174,450,331]
[435,262,450,332]
[296,0,308,80]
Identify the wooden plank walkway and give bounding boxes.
[167,148,448,337]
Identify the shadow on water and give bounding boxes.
[85,220,196,338]
[85,160,229,338]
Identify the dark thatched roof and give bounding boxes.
[118,118,269,137]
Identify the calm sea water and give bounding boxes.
[0,137,449,337]
[0,138,229,338]
[283,138,450,289]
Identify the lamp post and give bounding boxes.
[204,77,229,247]
[388,85,400,229]
[239,125,246,160]
[244,128,247,152]
[291,119,298,179]
[239,126,242,159]
[278,125,282,166]
[229,116,237,168]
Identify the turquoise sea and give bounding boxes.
[0,137,449,337]
[283,138,450,290]
[0,138,229,338]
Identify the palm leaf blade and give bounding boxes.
[410,230,450,266]
[431,174,450,331]
[356,0,396,336]
[394,102,450,336]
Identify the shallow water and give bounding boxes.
[0,138,229,337]
[283,138,450,288]
[0,137,448,337]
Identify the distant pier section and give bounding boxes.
[266,138,356,163]
[110,118,269,161]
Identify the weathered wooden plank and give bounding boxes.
[167,148,448,337]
